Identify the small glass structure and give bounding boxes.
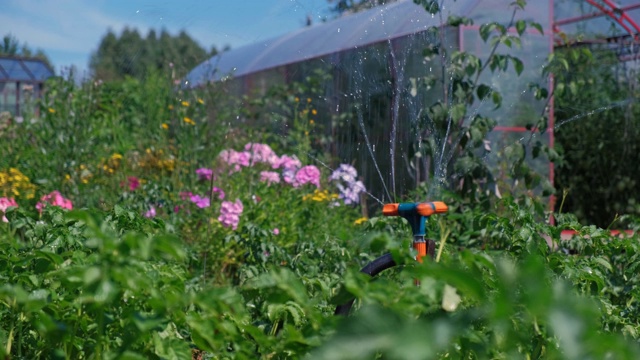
[0,56,54,116]
[186,0,637,202]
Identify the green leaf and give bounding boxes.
[492,91,503,109]
[530,22,544,35]
[512,57,524,76]
[83,266,102,285]
[479,23,496,42]
[152,332,191,360]
[477,84,492,100]
[414,0,440,14]
[515,20,526,36]
[152,234,186,261]
[592,257,613,272]
[450,103,467,121]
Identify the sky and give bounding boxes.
[1,0,332,76]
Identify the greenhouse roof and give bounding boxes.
[186,0,639,87]
[0,56,54,82]
[186,0,488,87]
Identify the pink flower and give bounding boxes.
[0,197,18,223]
[190,194,210,208]
[195,168,213,181]
[179,191,194,201]
[260,171,281,185]
[127,176,140,191]
[211,187,225,200]
[272,228,280,235]
[218,199,243,230]
[294,165,321,188]
[36,191,73,213]
[282,168,297,185]
[245,143,278,165]
[219,149,251,172]
[272,154,301,170]
[144,206,156,218]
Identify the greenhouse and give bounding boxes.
[186,0,638,203]
[0,56,54,117]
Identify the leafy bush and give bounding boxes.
[553,48,640,227]
[1,4,640,356]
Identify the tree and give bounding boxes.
[1,33,54,71]
[1,34,19,55]
[326,0,395,17]
[90,28,220,81]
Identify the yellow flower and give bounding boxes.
[0,168,36,199]
[161,123,169,130]
[197,98,204,104]
[48,108,55,114]
[309,120,315,125]
[64,174,71,181]
[168,105,174,110]
[183,117,195,125]
[110,153,123,160]
[181,101,190,107]
[354,217,368,225]
[312,109,317,115]
[305,131,309,136]
[294,97,299,102]
[307,98,311,103]
[303,189,339,202]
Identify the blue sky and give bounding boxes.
[1,0,330,75]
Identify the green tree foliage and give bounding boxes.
[326,0,396,16]
[1,33,54,71]
[90,28,219,81]
[552,47,640,227]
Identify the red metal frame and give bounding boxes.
[554,1,640,40]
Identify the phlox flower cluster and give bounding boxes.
[196,168,213,181]
[0,197,18,222]
[260,171,280,185]
[219,143,281,173]
[294,165,321,188]
[218,199,243,230]
[218,143,321,189]
[36,191,73,213]
[244,143,278,164]
[190,194,210,209]
[329,164,366,205]
[218,149,251,172]
[272,154,301,171]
